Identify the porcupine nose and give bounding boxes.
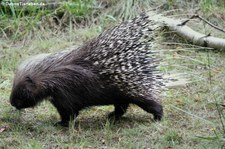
[9,94,20,109]
[10,100,22,110]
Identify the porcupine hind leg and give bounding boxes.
[134,98,163,121]
[108,103,129,120]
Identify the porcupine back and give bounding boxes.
[79,13,164,101]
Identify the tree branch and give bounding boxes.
[148,12,225,50]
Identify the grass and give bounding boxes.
[1,0,225,148]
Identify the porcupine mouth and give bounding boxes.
[11,102,30,110]
[11,104,23,110]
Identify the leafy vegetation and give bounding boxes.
[0,0,225,148]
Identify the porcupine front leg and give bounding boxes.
[49,97,79,127]
[134,98,163,121]
[108,103,129,120]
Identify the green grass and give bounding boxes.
[1,0,225,148]
[0,0,99,40]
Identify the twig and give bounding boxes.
[179,14,225,33]
[178,14,198,26]
[197,15,225,33]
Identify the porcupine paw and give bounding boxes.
[54,121,69,127]
[152,106,163,121]
[153,113,163,121]
[107,111,122,121]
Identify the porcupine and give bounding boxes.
[10,13,165,127]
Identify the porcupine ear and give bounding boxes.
[24,76,37,91]
[25,76,34,83]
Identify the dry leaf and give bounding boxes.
[0,126,8,133]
